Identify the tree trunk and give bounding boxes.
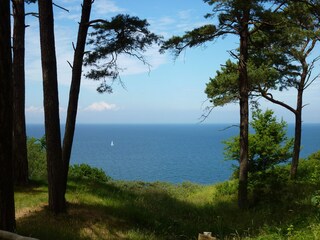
[62,0,93,197]
[0,0,16,231]
[291,110,302,179]
[12,0,29,185]
[238,6,250,210]
[38,0,65,213]
[290,70,305,179]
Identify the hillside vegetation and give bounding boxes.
[14,151,320,240]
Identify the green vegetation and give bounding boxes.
[68,164,112,183]
[14,150,320,240]
[27,136,47,180]
[224,109,294,173]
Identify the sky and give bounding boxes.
[23,0,320,124]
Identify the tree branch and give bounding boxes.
[259,86,297,114]
[52,2,69,12]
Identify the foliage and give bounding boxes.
[296,151,320,184]
[205,59,279,106]
[311,190,320,208]
[84,14,160,93]
[307,150,320,161]
[204,1,320,122]
[160,1,285,57]
[224,109,294,173]
[159,24,217,55]
[68,163,111,183]
[213,180,238,198]
[248,166,290,204]
[27,136,47,180]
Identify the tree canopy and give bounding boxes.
[84,14,160,93]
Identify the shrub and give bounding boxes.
[307,150,320,161]
[213,180,238,198]
[248,166,290,204]
[68,163,111,182]
[27,136,47,180]
[297,152,320,184]
[223,109,293,173]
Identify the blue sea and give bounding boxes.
[27,124,320,184]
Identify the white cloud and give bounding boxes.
[59,107,67,112]
[156,17,176,27]
[93,0,125,16]
[114,45,168,76]
[25,106,44,113]
[178,10,192,20]
[25,106,68,113]
[83,101,117,111]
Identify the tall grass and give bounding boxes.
[14,151,320,240]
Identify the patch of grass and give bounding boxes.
[14,151,320,239]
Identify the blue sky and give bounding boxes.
[24,0,320,124]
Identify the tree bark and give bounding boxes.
[238,6,250,209]
[291,110,302,179]
[0,0,16,231]
[62,0,93,197]
[12,0,29,185]
[290,65,306,179]
[38,0,65,213]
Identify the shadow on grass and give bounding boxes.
[15,180,48,195]
[16,179,319,240]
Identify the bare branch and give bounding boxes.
[25,12,39,18]
[258,86,297,114]
[199,105,215,123]
[219,124,240,131]
[67,61,73,69]
[88,19,109,26]
[52,2,69,12]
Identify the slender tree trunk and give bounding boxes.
[38,0,65,213]
[290,71,305,179]
[0,0,16,231]
[12,0,29,185]
[62,0,93,197]
[291,110,302,179]
[238,7,250,210]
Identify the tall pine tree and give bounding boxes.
[161,0,286,209]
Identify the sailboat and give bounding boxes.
[110,141,114,147]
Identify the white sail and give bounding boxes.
[111,141,114,147]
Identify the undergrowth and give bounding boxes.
[14,150,320,240]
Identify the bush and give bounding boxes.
[297,156,320,184]
[27,136,47,180]
[68,164,111,182]
[248,166,290,204]
[223,109,293,173]
[307,150,320,161]
[213,180,238,198]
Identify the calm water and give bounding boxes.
[27,124,320,184]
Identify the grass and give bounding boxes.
[14,156,320,240]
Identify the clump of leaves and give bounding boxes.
[27,136,47,180]
[68,163,111,183]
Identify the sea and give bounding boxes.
[26,124,320,185]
